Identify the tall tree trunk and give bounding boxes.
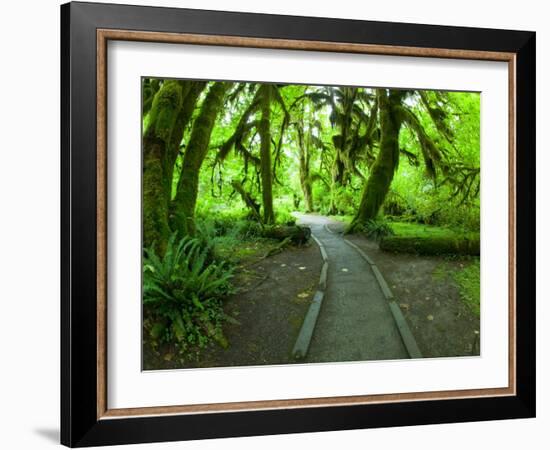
[172,81,232,235]
[302,177,313,212]
[348,89,404,232]
[258,85,275,224]
[297,124,314,212]
[328,158,345,214]
[164,81,207,201]
[143,80,184,253]
[329,88,356,214]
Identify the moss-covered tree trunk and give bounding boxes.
[143,80,184,253]
[172,81,232,234]
[348,89,404,232]
[297,124,314,212]
[328,88,356,215]
[301,173,313,212]
[258,85,275,224]
[163,81,206,200]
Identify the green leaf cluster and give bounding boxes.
[143,233,234,354]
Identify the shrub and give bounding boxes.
[143,233,234,355]
[356,219,395,241]
[234,219,263,238]
[330,186,357,215]
[275,209,296,226]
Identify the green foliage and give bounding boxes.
[453,259,481,317]
[390,221,477,240]
[353,219,395,241]
[327,185,357,215]
[274,201,297,225]
[276,211,296,225]
[141,78,482,361]
[143,233,234,355]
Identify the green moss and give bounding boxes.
[327,215,352,224]
[453,259,480,317]
[348,89,402,231]
[432,263,450,281]
[379,235,480,256]
[213,236,275,263]
[172,82,233,234]
[147,80,184,143]
[390,222,478,240]
[259,85,275,224]
[143,138,171,254]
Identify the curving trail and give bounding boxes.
[294,213,408,362]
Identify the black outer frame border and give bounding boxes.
[60,1,536,447]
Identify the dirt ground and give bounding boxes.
[143,240,322,370]
[344,232,480,358]
[144,218,480,370]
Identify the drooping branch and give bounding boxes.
[231,180,262,223]
[441,163,480,204]
[418,91,454,142]
[216,87,262,161]
[395,104,446,180]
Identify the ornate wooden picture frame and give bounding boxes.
[61,1,535,447]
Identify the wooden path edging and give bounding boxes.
[342,238,423,359]
[292,236,329,360]
[293,222,423,360]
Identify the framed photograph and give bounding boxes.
[61,1,535,447]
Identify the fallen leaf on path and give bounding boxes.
[280,263,287,267]
[297,292,310,298]
[299,266,306,270]
[341,268,349,272]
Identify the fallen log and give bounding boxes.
[261,225,311,245]
[379,236,480,256]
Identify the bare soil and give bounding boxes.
[143,217,480,371]
[343,231,480,358]
[143,240,322,370]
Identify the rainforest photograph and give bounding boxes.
[141,78,481,370]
